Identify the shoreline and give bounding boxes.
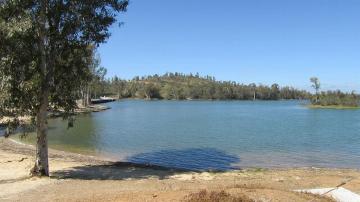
[5,137,192,172]
[8,136,360,172]
[0,104,110,128]
[117,97,308,102]
[307,104,360,110]
[1,137,360,201]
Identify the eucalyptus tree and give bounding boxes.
[111,76,126,99]
[310,77,321,103]
[90,57,107,99]
[249,83,257,100]
[0,0,128,176]
[270,83,280,100]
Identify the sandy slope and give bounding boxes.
[1,138,359,202]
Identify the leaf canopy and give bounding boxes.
[0,0,128,126]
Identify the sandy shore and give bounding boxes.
[1,138,359,201]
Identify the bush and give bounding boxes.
[183,190,254,202]
[311,90,359,107]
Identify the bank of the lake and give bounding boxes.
[308,104,360,110]
[2,138,359,202]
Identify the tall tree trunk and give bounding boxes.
[31,0,49,176]
[32,91,49,176]
[86,86,90,106]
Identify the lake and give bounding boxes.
[14,100,360,170]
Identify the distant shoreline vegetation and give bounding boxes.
[308,91,360,109]
[307,104,360,110]
[309,77,359,109]
[96,73,310,101]
[87,72,360,107]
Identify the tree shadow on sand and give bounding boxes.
[52,148,240,180]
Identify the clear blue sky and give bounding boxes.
[98,0,360,92]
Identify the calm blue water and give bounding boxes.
[17,100,360,170]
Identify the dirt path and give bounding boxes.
[1,138,359,201]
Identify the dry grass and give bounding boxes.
[183,190,254,202]
[307,104,360,110]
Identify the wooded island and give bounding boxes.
[309,77,359,109]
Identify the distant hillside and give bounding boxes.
[99,73,310,100]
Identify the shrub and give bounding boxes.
[183,190,254,202]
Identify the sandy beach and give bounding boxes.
[1,138,359,202]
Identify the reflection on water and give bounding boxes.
[16,114,99,154]
[14,100,360,170]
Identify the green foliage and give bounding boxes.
[0,0,128,126]
[310,77,321,92]
[99,73,310,100]
[1,0,128,176]
[309,77,359,107]
[310,77,321,104]
[310,90,359,107]
[88,52,108,99]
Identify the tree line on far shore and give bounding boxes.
[87,65,359,107]
[88,72,310,101]
[86,67,359,106]
[310,77,359,107]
